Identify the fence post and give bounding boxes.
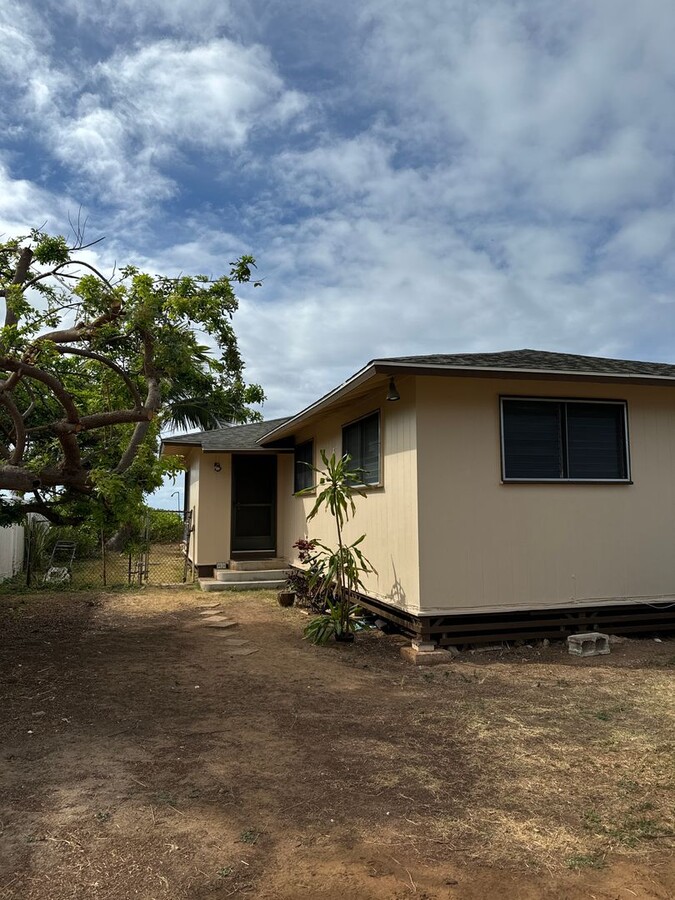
[25,524,32,588]
[101,529,107,587]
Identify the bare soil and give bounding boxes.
[1,588,673,899]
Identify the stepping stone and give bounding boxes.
[219,638,250,647]
[224,647,258,657]
[204,621,238,629]
[199,610,224,617]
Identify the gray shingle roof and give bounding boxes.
[163,416,291,451]
[166,350,675,450]
[376,349,675,379]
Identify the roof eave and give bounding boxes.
[372,360,675,386]
[258,362,378,444]
[160,439,202,456]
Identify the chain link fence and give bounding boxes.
[2,509,195,592]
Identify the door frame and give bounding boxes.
[230,453,278,559]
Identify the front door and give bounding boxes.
[231,454,277,554]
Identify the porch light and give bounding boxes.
[386,377,400,402]
[213,461,222,472]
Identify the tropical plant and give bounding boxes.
[303,598,366,644]
[284,538,324,611]
[299,451,374,643]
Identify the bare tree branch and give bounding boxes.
[0,463,88,492]
[22,258,115,294]
[0,391,26,464]
[115,331,161,474]
[53,345,143,408]
[115,421,151,474]
[35,301,123,344]
[0,358,82,473]
[0,358,80,422]
[5,246,33,326]
[55,408,152,431]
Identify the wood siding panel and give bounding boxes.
[187,452,201,564]
[416,376,675,614]
[278,377,421,613]
[195,453,231,566]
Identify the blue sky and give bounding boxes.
[2,0,675,507]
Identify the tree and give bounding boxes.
[0,227,264,532]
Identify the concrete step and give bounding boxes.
[214,568,288,583]
[200,578,286,593]
[229,558,287,571]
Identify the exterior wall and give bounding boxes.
[0,524,24,581]
[189,449,292,568]
[194,452,232,566]
[277,453,296,561]
[184,451,201,563]
[416,375,675,614]
[279,377,421,613]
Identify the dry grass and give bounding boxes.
[0,587,673,899]
[387,657,675,871]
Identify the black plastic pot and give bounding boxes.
[277,591,295,607]
[334,632,355,643]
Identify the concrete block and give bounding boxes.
[400,646,455,666]
[412,640,437,653]
[567,632,610,657]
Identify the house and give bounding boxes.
[161,349,675,644]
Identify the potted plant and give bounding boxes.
[298,451,374,645]
[277,589,295,607]
[303,597,365,643]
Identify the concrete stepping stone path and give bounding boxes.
[194,607,257,654]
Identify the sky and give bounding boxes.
[2,0,675,507]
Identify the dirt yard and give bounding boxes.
[1,588,673,899]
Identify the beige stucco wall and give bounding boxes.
[279,377,421,613]
[193,452,232,566]
[179,449,292,568]
[184,451,201,563]
[416,375,675,614]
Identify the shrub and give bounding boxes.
[147,508,184,544]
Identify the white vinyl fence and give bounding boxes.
[0,524,24,581]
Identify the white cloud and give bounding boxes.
[4,0,675,428]
[0,161,70,235]
[1,20,310,211]
[58,0,235,38]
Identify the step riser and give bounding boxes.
[229,558,287,572]
[200,579,286,592]
[214,569,288,583]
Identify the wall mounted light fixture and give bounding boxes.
[213,461,222,472]
[386,377,401,402]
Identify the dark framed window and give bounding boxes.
[342,411,381,485]
[501,398,630,482]
[294,440,314,493]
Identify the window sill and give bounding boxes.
[502,479,633,485]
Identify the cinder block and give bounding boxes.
[400,646,455,666]
[567,632,610,657]
[412,640,437,653]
